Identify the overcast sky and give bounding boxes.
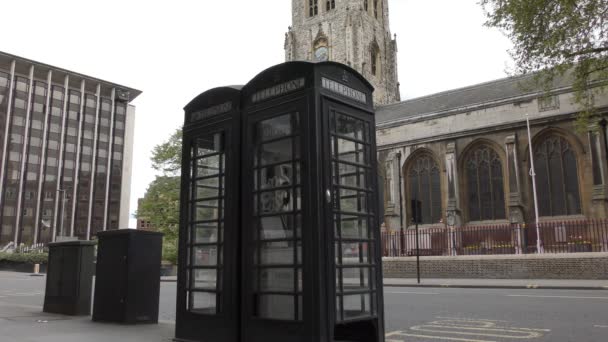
[1,0,512,227]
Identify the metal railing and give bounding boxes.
[381,219,608,257]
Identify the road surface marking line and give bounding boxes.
[507,294,608,300]
[429,321,550,332]
[385,330,406,341]
[410,325,542,338]
[428,320,496,328]
[594,325,608,328]
[393,332,494,342]
[435,317,507,322]
[386,291,441,295]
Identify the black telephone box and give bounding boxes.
[176,62,384,342]
[176,86,242,342]
[240,62,384,342]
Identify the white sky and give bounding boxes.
[1,0,512,227]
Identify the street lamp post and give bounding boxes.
[526,114,543,254]
[56,189,67,239]
[396,151,404,256]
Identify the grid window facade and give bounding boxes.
[0,60,136,246]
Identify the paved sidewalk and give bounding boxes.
[382,277,608,290]
[0,302,175,342]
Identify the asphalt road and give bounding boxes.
[1,272,607,342]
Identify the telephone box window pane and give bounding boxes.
[194,201,221,221]
[193,223,220,243]
[196,155,221,178]
[339,189,367,213]
[196,179,221,199]
[252,112,301,321]
[340,242,370,264]
[258,139,296,166]
[336,163,367,189]
[343,293,370,319]
[256,295,294,320]
[259,216,296,239]
[331,112,375,322]
[342,267,370,292]
[259,189,294,213]
[191,269,219,290]
[257,163,299,190]
[336,114,365,141]
[339,215,368,239]
[193,246,221,266]
[196,134,224,156]
[257,114,293,141]
[256,241,301,266]
[190,292,217,314]
[257,268,295,292]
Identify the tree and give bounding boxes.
[481,0,608,125]
[137,129,182,264]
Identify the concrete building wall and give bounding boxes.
[119,104,136,229]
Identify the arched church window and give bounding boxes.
[370,44,380,76]
[465,145,506,221]
[309,0,318,17]
[313,37,329,62]
[326,0,335,11]
[534,135,581,216]
[408,154,442,225]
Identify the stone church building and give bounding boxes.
[286,1,608,252]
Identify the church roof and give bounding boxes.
[376,72,574,126]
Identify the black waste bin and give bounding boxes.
[93,229,163,324]
[43,240,96,315]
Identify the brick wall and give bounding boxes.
[382,253,608,279]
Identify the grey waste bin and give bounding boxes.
[43,240,96,315]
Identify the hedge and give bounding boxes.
[0,252,48,264]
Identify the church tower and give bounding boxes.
[285,0,400,105]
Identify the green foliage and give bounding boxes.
[0,252,48,264]
[138,128,183,264]
[151,129,182,176]
[137,176,180,264]
[481,0,608,127]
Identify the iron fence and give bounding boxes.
[381,219,608,257]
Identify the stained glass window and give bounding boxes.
[408,154,441,224]
[534,135,581,216]
[465,145,506,221]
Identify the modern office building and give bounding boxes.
[0,51,140,247]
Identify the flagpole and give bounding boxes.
[526,114,543,253]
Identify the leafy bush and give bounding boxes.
[0,251,48,264]
[162,238,178,265]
